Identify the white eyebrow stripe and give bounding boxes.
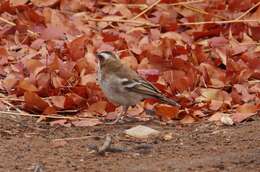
[120,78,140,88]
[99,52,112,60]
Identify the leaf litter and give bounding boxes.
[0,0,259,127]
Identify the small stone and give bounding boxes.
[220,115,234,126]
[163,133,173,141]
[124,125,160,139]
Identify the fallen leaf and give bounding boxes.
[67,35,88,61]
[154,104,179,121]
[72,119,102,127]
[232,103,258,122]
[88,101,107,115]
[209,112,229,121]
[50,119,70,127]
[31,0,59,7]
[51,96,66,109]
[180,115,196,124]
[10,0,29,6]
[24,91,49,111]
[18,79,38,92]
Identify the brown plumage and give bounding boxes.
[96,51,180,124]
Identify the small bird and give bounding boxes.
[96,51,180,124]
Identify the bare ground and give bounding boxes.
[0,116,260,172]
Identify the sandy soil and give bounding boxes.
[0,116,260,172]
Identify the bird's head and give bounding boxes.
[96,51,120,67]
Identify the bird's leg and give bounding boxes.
[106,106,129,125]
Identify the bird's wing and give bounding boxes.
[122,77,180,107]
[122,77,162,98]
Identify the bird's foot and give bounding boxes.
[105,114,124,125]
[105,115,139,125]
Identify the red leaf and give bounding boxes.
[102,30,120,42]
[138,69,160,82]
[43,106,56,115]
[67,35,88,61]
[24,91,49,111]
[154,104,179,121]
[18,79,38,92]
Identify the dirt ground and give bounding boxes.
[0,116,260,172]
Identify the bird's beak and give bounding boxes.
[96,53,102,60]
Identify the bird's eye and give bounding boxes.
[96,54,105,62]
[96,51,113,62]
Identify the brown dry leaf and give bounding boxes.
[154,104,179,121]
[18,79,38,92]
[88,101,107,115]
[67,35,88,61]
[232,103,258,123]
[209,100,223,111]
[9,0,29,6]
[209,112,230,121]
[180,115,196,124]
[60,0,96,12]
[51,75,65,88]
[24,59,44,74]
[43,106,56,115]
[51,96,66,109]
[50,119,71,127]
[24,91,49,111]
[208,36,228,48]
[31,0,60,7]
[196,88,219,102]
[80,74,96,85]
[72,119,102,127]
[3,75,19,92]
[196,88,232,105]
[40,25,66,40]
[234,84,255,102]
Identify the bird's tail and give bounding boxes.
[158,96,181,107]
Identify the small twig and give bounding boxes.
[97,134,112,155]
[131,0,161,20]
[98,0,205,8]
[0,97,24,102]
[239,42,260,46]
[53,135,95,142]
[179,19,259,25]
[0,99,23,113]
[0,111,85,120]
[84,17,158,27]
[0,16,39,37]
[235,1,260,20]
[182,4,226,20]
[0,16,15,26]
